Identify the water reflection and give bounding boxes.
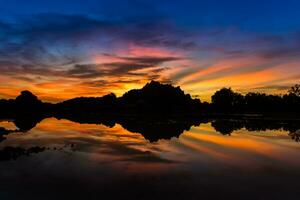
[1,117,300,199]
[1,116,300,143]
[0,146,45,161]
[211,118,300,138]
[0,117,300,199]
[1,116,300,167]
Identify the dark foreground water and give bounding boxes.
[0,117,300,200]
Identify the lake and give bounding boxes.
[0,117,300,199]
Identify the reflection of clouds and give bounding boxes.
[180,124,300,169]
[289,130,300,142]
[1,118,300,171]
[1,118,178,165]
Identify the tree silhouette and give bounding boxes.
[210,84,300,113]
[211,88,244,113]
[0,82,299,116]
[289,84,300,97]
[119,81,201,114]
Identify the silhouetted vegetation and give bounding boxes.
[289,84,300,97]
[210,86,300,114]
[118,81,201,114]
[0,81,299,116]
[55,93,118,114]
[0,81,299,142]
[0,81,300,142]
[211,88,244,113]
[0,90,54,118]
[53,81,201,115]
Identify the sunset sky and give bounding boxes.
[0,0,299,102]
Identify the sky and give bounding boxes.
[0,0,299,102]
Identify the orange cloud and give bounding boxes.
[0,45,299,103]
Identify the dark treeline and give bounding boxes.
[55,81,201,115]
[0,81,299,116]
[207,84,300,114]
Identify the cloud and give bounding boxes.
[66,64,105,78]
[251,85,292,91]
[115,55,182,65]
[235,33,300,60]
[0,13,192,67]
[260,45,300,59]
[0,13,188,86]
[100,142,177,164]
[63,55,181,79]
[0,12,300,101]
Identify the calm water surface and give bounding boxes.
[0,117,300,199]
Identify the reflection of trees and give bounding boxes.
[13,115,44,132]
[56,110,206,143]
[211,120,243,135]
[0,127,13,135]
[52,115,300,143]
[1,115,300,143]
[0,115,44,143]
[0,146,45,161]
[211,119,300,142]
[119,118,202,142]
[289,130,300,142]
[0,126,16,143]
[57,114,205,142]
